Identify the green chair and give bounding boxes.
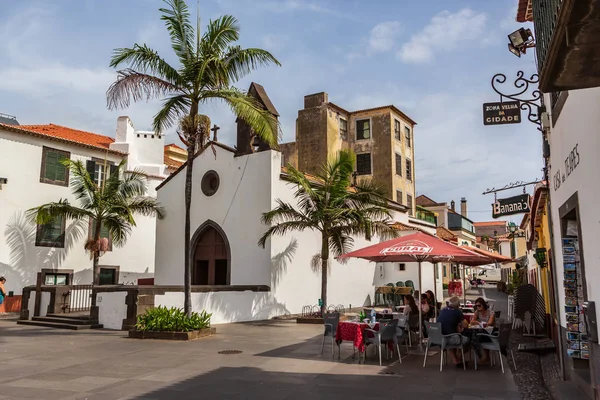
[396,281,405,287]
[405,280,415,295]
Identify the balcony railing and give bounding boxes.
[415,207,437,225]
[532,0,600,92]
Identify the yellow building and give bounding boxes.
[524,184,555,328]
[280,92,417,215]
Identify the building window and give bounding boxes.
[356,153,372,175]
[89,218,112,252]
[395,153,402,176]
[396,190,403,204]
[443,266,447,278]
[99,266,119,285]
[201,170,220,196]
[394,120,401,140]
[399,263,406,271]
[35,216,66,248]
[339,118,347,140]
[406,159,412,181]
[356,119,371,140]
[45,273,69,285]
[86,160,116,187]
[40,147,70,186]
[405,127,411,147]
[407,194,413,216]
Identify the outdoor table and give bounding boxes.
[336,321,380,353]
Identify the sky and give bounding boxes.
[0,0,542,223]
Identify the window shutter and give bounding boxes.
[86,160,96,179]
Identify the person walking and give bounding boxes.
[0,277,7,310]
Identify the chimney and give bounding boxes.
[460,197,467,217]
[303,92,328,109]
[450,200,455,211]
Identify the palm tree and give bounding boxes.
[258,150,399,315]
[28,159,165,297]
[106,0,281,316]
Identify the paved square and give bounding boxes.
[0,319,520,399]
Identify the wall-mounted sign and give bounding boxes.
[483,101,521,125]
[553,143,580,191]
[492,194,531,219]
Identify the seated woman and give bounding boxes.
[420,294,432,319]
[402,294,419,316]
[470,297,495,365]
[470,297,495,327]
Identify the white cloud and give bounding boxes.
[397,9,487,63]
[368,21,402,53]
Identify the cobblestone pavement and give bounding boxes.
[0,317,520,399]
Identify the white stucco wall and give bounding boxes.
[546,88,600,328]
[39,291,50,317]
[97,291,128,330]
[0,126,159,294]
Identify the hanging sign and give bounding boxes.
[483,101,521,125]
[492,194,531,218]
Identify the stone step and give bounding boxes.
[32,316,97,325]
[46,313,92,321]
[17,320,103,330]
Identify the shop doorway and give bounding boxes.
[559,192,591,388]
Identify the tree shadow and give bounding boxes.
[1,211,85,290]
[271,238,297,290]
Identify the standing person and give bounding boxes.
[0,277,7,309]
[437,296,469,367]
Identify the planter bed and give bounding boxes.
[129,327,216,340]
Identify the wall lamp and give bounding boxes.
[508,28,535,57]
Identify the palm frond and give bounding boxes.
[117,167,150,199]
[27,199,90,225]
[62,159,98,211]
[258,221,314,248]
[328,228,354,258]
[202,15,240,55]
[101,215,131,248]
[159,0,195,62]
[153,94,191,133]
[109,44,184,87]
[127,197,166,219]
[106,69,179,111]
[224,46,281,82]
[200,87,280,147]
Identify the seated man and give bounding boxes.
[437,296,469,367]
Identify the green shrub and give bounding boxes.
[135,306,212,332]
[442,283,449,290]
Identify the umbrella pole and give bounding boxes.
[462,264,467,307]
[433,263,438,319]
[418,260,423,350]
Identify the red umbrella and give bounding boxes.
[340,232,490,346]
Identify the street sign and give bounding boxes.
[492,194,531,218]
[483,101,521,125]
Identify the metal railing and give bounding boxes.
[62,285,93,313]
[532,0,563,75]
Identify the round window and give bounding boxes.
[201,170,220,196]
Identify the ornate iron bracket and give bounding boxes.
[482,179,543,200]
[491,71,543,131]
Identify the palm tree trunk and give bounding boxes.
[320,232,329,316]
[183,142,195,317]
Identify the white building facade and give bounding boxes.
[153,145,440,324]
[0,117,168,302]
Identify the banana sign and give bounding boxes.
[492,194,531,219]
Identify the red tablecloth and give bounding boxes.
[336,321,380,352]
[463,313,474,322]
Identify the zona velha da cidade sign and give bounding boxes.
[483,101,521,126]
[492,194,531,219]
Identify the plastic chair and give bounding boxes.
[396,281,405,287]
[321,312,340,358]
[395,316,411,355]
[405,280,415,293]
[475,322,516,373]
[365,319,402,366]
[423,322,467,371]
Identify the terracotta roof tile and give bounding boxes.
[516,0,533,23]
[416,194,443,207]
[164,155,184,169]
[436,226,457,241]
[474,221,507,227]
[165,143,185,151]
[392,222,423,232]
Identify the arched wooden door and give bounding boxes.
[193,225,230,285]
